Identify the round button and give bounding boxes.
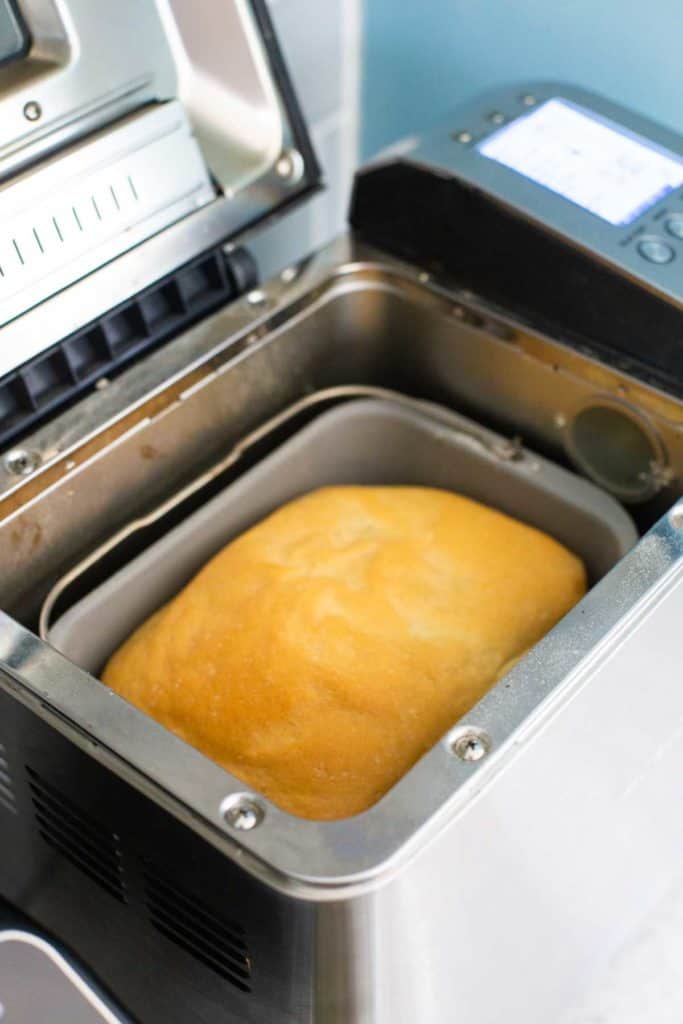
[665,214,683,240]
[637,238,675,264]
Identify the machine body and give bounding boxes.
[0,5,681,1023]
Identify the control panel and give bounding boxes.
[415,83,683,309]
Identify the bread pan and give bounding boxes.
[48,394,637,676]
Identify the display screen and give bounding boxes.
[478,98,683,226]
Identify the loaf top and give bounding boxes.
[102,486,587,819]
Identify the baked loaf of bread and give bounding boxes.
[103,486,586,820]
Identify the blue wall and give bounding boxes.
[362,1,683,157]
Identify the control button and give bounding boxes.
[637,238,675,264]
[665,214,683,240]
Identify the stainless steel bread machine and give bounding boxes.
[0,3,682,1023]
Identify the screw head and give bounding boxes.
[4,449,41,476]
[275,149,305,185]
[450,726,492,762]
[671,506,683,530]
[23,101,42,122]
[221,794,265,831]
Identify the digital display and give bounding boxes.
[478,98,683,226]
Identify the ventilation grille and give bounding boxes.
[143,864,252,993]
[0,244,257,450]
[27,766,126,903]
[0,743,16,814]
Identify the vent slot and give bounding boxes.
[143,864,252,993]
[0,244,257,450]
[0,743,16,814]
[27,766,126,903]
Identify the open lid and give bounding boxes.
[0,0,320,328]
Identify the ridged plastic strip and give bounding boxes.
[0,244,257,450]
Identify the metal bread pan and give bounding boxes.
[48,395,637,675]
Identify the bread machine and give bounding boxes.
[0,3,682,1022]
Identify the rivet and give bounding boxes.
[275,149,305,185]
[95,377,110,391]
[453,130,473,144]
[23,100,42,122]
[418,271,430,283]
[488,111,506,125]
[4,449,41,476]
[554,413,568,429]
[521,94,537,107]
[671,506,683,530]
[450,726,492,762]
[246,289,267,307]
[221,794,265,831]
[280,266,298,283]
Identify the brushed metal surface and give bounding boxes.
[0,0,177,180]
[158,0,285,192]
[0,101,215,331]
[0,0,289,193]
[0,0,316,337]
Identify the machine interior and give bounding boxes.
[2,254,681,631]
[0,246,680,853]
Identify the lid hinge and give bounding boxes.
[0,243,258,452]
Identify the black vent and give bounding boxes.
[0,244,257,450]
[143,864,252,993]
[0,743,16,814]
[27,766,126,903]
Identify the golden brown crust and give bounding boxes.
[103,486,587,819]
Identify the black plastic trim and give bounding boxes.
[0,245,257,450]
[351,160,683,397]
